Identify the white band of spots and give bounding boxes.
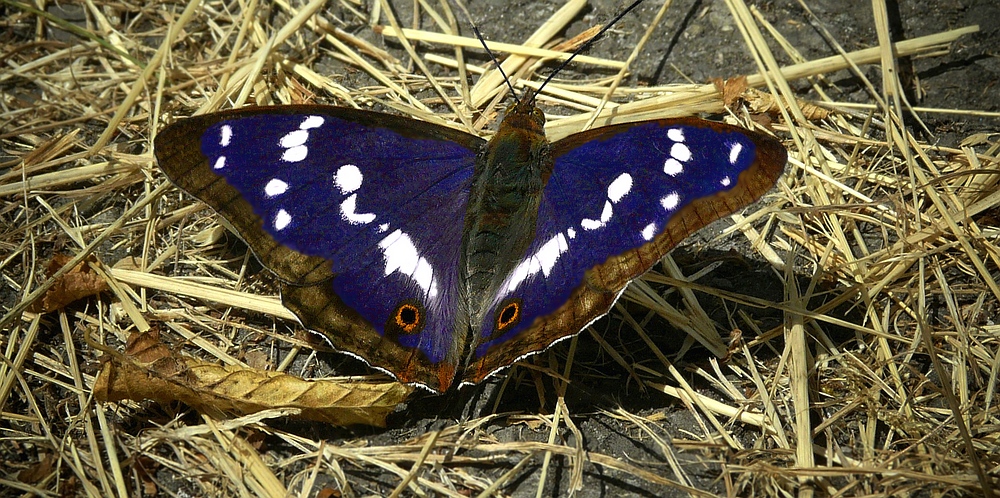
[581,201,613,230]
[340,194,376,224]
[729,142,744,164]
[332,164,376,225]
[662,127,689,176]
[213,125,234,169]
[581,172,633,231]
[264,178,288,197]
[661,192,680,211]
[379,230,439,299]
[274,209,292,230]
[279,116,325,163]
[500,232,570,299]
[333,164,363,194]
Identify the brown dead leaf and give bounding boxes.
[712,75,749,108]
[31,254,108,312]
[749,112,774,130]
[243,349,272,370]
[316,488,343,498]
[94,330,412,427]
[17,452,55,484]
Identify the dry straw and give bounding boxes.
[1,0,996,495]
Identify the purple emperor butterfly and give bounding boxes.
[156,0,789,394]
[155,90,784,392]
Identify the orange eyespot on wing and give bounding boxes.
[495,298,523,332]
[386,300,425,339]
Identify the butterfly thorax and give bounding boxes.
[458,97,552,352]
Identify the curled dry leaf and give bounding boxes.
[712,76,832,121]
[31,254,109,312]
[742,87,832,121]
[94,330,413,427]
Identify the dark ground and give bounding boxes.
[2,0,998,496]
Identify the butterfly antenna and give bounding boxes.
[536,0,645,95]
[473,25,520,103]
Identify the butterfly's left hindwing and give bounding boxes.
[466,118,786,383]
[155,105,485,391]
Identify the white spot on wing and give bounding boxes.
[667,128,684,142]
[661,192,680,211]
[378,223,389,233]
[219,125,232,147]
[641,222,657,241]
[720,176,732,187]
[274,209,291,230]
[412,260,435,298]
[671,142,692,162]
[607,173,632,203]
[505,262,531,296]
[282,145,307,162]
[580,172,637,231]
[213,156,226,170]
[729,142,744,164]
[600,201,612,221]
[378,230,439,299]
[273,118,323,164]
[379,230,416,275]
[300,116,324,129]
[333,164,363,194]
[264,178,288,197]
[663,158,683,176]
[499,233,570,297]
[340,194,376,224]
[566,228,576,239]
[536,233,569,276]
[280,129,309,148]
[581,201,613,230]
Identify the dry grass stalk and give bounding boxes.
[0,0,996,496]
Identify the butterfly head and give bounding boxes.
[498,90,546,137]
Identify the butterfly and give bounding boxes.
[154,89,785,393]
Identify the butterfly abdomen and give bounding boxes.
[458,99,552,337]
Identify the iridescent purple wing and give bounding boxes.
[466,118,786,383]
[155,105,484,391]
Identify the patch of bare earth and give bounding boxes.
[1,0,997,496]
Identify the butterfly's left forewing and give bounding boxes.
[155,105,485,391]
[464,118,786,383]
